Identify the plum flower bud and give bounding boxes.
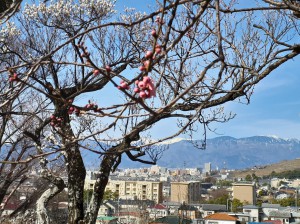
[143,60,150,70]
[105,65,111,72]
[138,81,146,89]
[139,91,147,98]
[145,51,153,59]
[155,45,162,54]
[143,76,150,84]
[93,70,100,75]
[139,65,146,71]
[151,29,157,37]
[135,76,156,99]
[118,80,130,90]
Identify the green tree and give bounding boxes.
[256,199,263,207]
[245,174,252,182]
[103,190,119,201]
[272,197,300,207]
[231,199,244,212]
[217,180,233,187]
[204,177,217,185]
[252,173,259,182]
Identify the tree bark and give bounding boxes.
[83,153,117,224]
[66,147,86,224]
[63,127,86,224]
[36,180,65,224]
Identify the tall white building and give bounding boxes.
[204,162,211,174]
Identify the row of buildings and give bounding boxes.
[85,178,257,205]
[83,166,300,223]
[96,200,300,224]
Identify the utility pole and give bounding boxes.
[296,189,298,210]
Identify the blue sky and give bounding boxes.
[17,1,300,140]
[209,59,300,139]
[113,1,300,140]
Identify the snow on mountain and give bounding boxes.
[82,136,300,170]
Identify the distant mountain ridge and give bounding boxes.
[111,136,300,169]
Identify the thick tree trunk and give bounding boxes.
[36,182,64,224]
[66,146,86,224]
[83,153,117,224]
[63,128,86,224]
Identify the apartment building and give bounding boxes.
[231,182,256,205]
[170,181,201,203]
[85,179,163,203]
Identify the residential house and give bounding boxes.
[147,204,169,219]
[98,199,154,220]
[151,215,193,224]
[117,210,149,224]
[228,212,251,223]
[275,193,290,200]
[98,200,118,217]
[163,201,181,215]
[261,203,281,221]
[270,178,300,189]
[204,213,238,224]
[200,204,227,217]
[243,205,260,222]
[268,211,291,224]
[178,203,201,220]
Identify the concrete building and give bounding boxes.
[231,182,256,205]
[204,162,211,174]
[85,179,163,203]
[170,181,201,203]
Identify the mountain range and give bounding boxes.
[92,136,300,170]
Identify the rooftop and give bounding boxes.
[268,211,291,218]
[204,213,238,221]
[202,204,227,211]
[151,215,192,224]
[243,205,259,209]
[261,203,281,208]
[97,216,118,221]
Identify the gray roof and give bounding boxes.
[261,203,281,208]
[269,210,291,218]
[202,204,227,211]
[243,205,259,209]
[291,212,300,218]
[179,204,198,211]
